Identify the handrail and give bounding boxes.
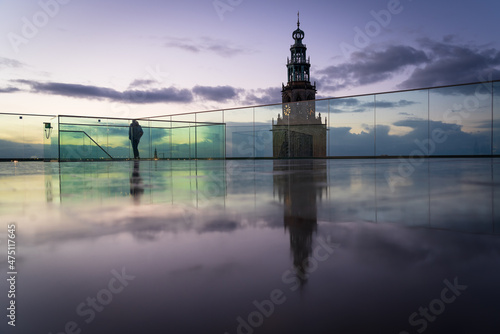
[60,130,113,159]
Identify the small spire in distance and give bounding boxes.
[297,11,300,27]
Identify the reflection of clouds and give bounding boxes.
[13,159,499,247]
[330,117,492,155]
[0,138,43,158]
[331,98,420,113]
[23,203,274,247]
[199,220,238,233]
[332,107,366,114]
[362,99,419,109]
[321,221,500,269]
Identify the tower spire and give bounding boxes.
[282,14,316,101]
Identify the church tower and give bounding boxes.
[273,13,326,158]
[282,12,316,104]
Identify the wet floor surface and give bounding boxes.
[0,158,499,333]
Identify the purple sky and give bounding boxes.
[1,0,499,117]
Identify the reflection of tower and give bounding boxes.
[273,160,327,287]
[273,13,326,158]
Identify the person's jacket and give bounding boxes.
[129,122,144,141]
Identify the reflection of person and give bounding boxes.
[129,120,144,159]
[130,161,144,204]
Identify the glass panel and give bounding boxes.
[59,126,112,160]
[494,81,500,155]
[494,81,500,231]
[138,120,152,159]
[494,159,500,233]
[225,107,254,158]
[59,117,123,160]
[170,114,195,123]
[375,90,429,156]
[0,114,25,159]
[22,115,46,159]
[105,118,131,159]
[170,122,192,159]
[429,83,492,155]
[255,105,277,158]
[195,111,225,159]
[61,115,90,124]
[316,99,329,157]
[0,114,57,160]
[150,120,172,160]
[195,124,225,159]
[195,110,223,124]
[329,95,375,156]
[170,114,195,159]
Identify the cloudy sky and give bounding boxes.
[1,0,499,118]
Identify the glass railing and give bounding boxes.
[158,80,499,158]
[57,116,225,160]
[0,113,58,160]
[1,80,499,160]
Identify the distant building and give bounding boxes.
[273,13,327,158]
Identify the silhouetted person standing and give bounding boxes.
[129,120,144,159]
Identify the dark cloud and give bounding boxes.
[0,87,20,93]
[330,98,366,113]
[332,97,360,107]
[165,36,248,57]
[318,39,500,94]
[16,80,193,104]
[0,57,24,68]
[128,79,158,89]
[166,39,201,53]
[10,79,254,105]
[193,85,239,102]
[399,38,500,89]
[243,87,282,105]
[317,45,428,91]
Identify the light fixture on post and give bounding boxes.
[43,122,53,139]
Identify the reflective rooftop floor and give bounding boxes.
[0,158,499,333]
